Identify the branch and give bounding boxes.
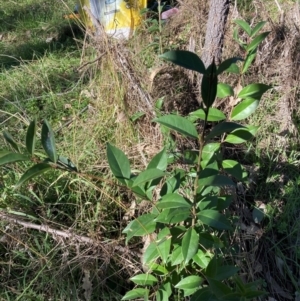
[0,212,140,257]
[0,212,94,243]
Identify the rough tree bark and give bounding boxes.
[202,0,230,68]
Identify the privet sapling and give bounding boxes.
[107,20,271,300]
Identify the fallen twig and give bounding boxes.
[77,51,107,72]
[0,211,140,256]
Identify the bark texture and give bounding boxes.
[202,0,230,68]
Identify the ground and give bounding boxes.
[0,0,299,300]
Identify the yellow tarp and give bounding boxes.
[78,0,147,38]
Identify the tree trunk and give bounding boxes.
[202,0,230,68]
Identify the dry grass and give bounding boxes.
[1,0,300,299]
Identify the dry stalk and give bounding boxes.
[83,5,154,115]
[0,212,139,257]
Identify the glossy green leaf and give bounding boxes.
[244,279,264,291]
[199,161,219,179]
[15,163,52,188]
[217,57,243,75]
[0,153,29,166]
[193,250,211,268]
[244,290,267,298]
[132,168,165,187]
[183,150,198,164]
[198,174,235,188]
[130,111,145,122]
[190,108,226,122]
[157,193,191,209]
[183,288,200,297]
[191,288,220,301]
[198,196,219,210]
[234,19,251,35]
[226,63,240,74]
[57,155,78,172]
[182,228,199,264]
[147,263,168,275]
[252,207,265,223]
[217,83,234,98]
[41,120,57,163]
[155,208,190,224]
[170,226,186,242]
[128,181,147,198]
[156,289,169,301]
[199,233,215,249]
[170,244,184,266]
[242,50,256,73]
[234,275,246,293]
[160,50,205,74]
[3,131,20,152]
[130,274,158,286]
[238,83,271,100]
[202,143,221,162]
[217,196,233,210]
[154,115,198,139]
[205,256,218,277]
[225,129,253,144]
[250,21,267,37]
[233,27,247,49]
[161,281,172,297]
[214,265,240,281]
[207,278,232,298]
[160,172,182,196]
[107,143,130,185]
[143,241,159,265]
[155,97,164,110]
[121,288,149,300]
[0,150,10,158]
[222,160,244,180]
[25,118,37,156]
[122,213,157,244]
[205,122,245,141]
[246,31,270,52]
[147,148,167,171]
[197,210,232,230]
[201,60,218,108]
[231,98,259,120]
[156,227,171,263]
[200,185,221,197]
[175,275,203,290]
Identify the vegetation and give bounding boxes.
[1,0,300,300]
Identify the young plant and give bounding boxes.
[0,119,77,189]
[107,20,270,300]
[0,19,271,301]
